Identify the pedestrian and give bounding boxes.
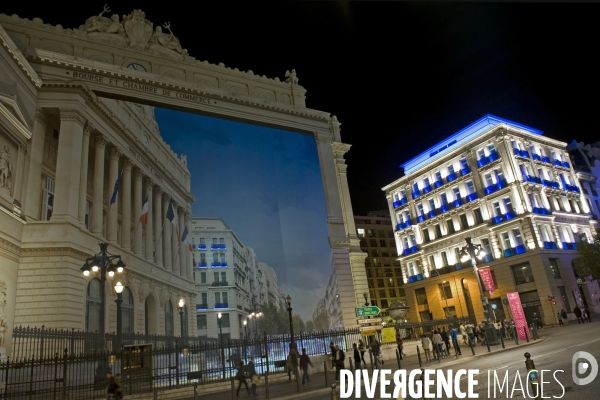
[494,320,502,337]
[466,323,475,347]
[358,339,367,364]
[459,323,468,345]
[114,373,123,399]
[299,348,312,386]
[561,309,569,325]
[396,334,404,359]
[573,306,584,324]
[583,306,592,322]
[335,345,345,383]
[441,329,451,355]
[371,338,383,367]
[329,341,336,370]
[106,371,120,400]
[421,334,432,362]
[247,356,258,395]
[557,312,564,326]
[235,360,250,397]
[532,312,543,330]
[451,326,462,356]
[432,330,444,359]
[353,343,362,371]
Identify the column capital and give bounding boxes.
[314,131,333,144]
[134,168,144,181]
[122,158,133,169]
[95,134,107,148]
[34,109,47,125]
[109,146,121,159]
[177,205,186,214]
[145,177,154,187]
[162,192,171,203]
[83,121,95,136]
[59,109,86,128]
[154,185,163,197]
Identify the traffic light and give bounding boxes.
[552,301,557,305]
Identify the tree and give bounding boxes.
[313,309,330,331]
[305,320,315,332]
[292,314,306,334]
[572,228,600,279]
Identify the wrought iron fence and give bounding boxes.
[3,317,473,399]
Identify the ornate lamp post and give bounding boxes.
[178,298,185,337]
[285,295,295,348]
[254,311,262,338]
[218,312,225,379]
[363,292,369,306]
[80,242,125,380]
[243,319,248,339]
[114,281,124,351]
[459,237,496,347]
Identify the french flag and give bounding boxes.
[166,199,179,237]
[181,226,193,252]
[139,194,149,226]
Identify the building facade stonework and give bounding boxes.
[383,115,600,327]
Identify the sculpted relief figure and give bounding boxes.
[122,9,153,50]
[80,5,126,46]
[0,145,12,190]
[150,22,186,55]
[285,69,299,84]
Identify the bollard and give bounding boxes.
[231,376,235,400]
[330,383,339,400]
[396,349,402,369]
[469,336,476,355]
[349,357,354,371]
[324,361,329,387]
[514,326,519,345]
[500,332,505,349]
[524,352,540,399]
[153,389,158,400]
[265,369,270,399]
[416,346,423,368]
[194,382,198,400]
[525,326,530,343]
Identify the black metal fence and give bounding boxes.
[3,317,473,399]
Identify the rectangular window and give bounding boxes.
[484,173,494,187]
[370,239,377,247]
[435,171,442,182]
[389,289,397,298]
[357,228,365,238]
[511,262,535,285]
[379,289,386,298]
[429,198,436,211]
[424,177,430,187]
[481,238,493,259]
[197,315,207,330]
[435,224,442,238]
[440,193,448,205]
[381,300,389,309]
[447,219,455,234]
[214,272,219,282]
[85,200,91,230]
[493,201,501,216]
[459,213,469,229]
[503,197,513,212]
[220,313,230,328]
[423,228,431,243]
[501,232,512,249]
[200,272,206,283]
[220,252,226,263]
[41,176,55,221]
[512,228,524,246]
[453,187,461,200]
[222,292,228,305]
[487,143,496,154]
[417,203,424,216]
[558,286,571,313]
[214,292,221,304]
[380,239,386,247]
[466,180,475,194]
[473,208,484,224]
[415,288,428,305]
[448,164,455,175]
[438,283,453,300]
[213,253,219,262]
[212,238,217,244]
[441,251,449,267]
[419,310,432,322]
[219,238,225,244]
[429,255,437,269]
[460,158,468,169]
[549,258,562,279]
[477,148,485,159]
[221,271,227,282]
[377,279,384,287]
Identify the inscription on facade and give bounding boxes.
[71,72,215,105]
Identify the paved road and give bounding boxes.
[298,320,600,399]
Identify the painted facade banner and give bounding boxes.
[507,292,531,340]
[478,266,495,293]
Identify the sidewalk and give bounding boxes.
[169,333,547,400]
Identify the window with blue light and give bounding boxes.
[448,164,455,175]
[460,158,468,169]
[503,197,513,213]
[453,187,461,200]
[466,180,475,194]
[417,203,424,216]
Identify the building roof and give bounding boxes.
[400,114,543,175]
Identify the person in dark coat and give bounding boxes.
[235,361,250,396]
[329,342,336,369]
[335,345,345,383]
[353,343,361,370]
[106,372,120,399]
[247,356,257,395]
[583,306,592,322]
[299,348,312,386]
[573,306,584,324]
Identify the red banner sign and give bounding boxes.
[478,266,495,293]
[507,292,531,340]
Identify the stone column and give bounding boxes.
[23,109,47,220]
[92,134,106,234]
[121,159,132,250]
[154,186,163,267]
[178,207,186,278]
[134,169,143,255]
[107,147,120,243]
[162,193,172,271]
[145,178,154,261]
[12,143,26,208]
[77,122,92,226]
[51,109,85,223]
[185,212,192,279]
[171,202,180,274]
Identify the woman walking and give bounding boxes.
[235,361,250,397]
[358,340,367,365]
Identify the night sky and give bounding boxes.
[3,2,600,318]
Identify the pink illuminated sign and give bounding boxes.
[507,292,531,340]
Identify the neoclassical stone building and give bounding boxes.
[0,7,369,355]
[0,23,197,356]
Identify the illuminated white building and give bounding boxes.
[383,115,600,326]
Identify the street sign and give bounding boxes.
[357,317,383,324]
[360,330,377,337]
[356,306,381,317]
[359,324,383,332]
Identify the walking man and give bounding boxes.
[329,341,336,370]
[353,343,362,371]
[451,325,462,356]
[300,348,312,386]
[235,361,250,397]
[335,345,345,383]
[396,334,404,359]
[574,306,584,324]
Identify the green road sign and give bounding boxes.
[356,306,381,317]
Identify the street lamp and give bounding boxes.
[80,242,125,381]
[459,237,496,347]
[114,281,124,351]
[363,292,369,307]
[255,311,262,337]
[441,281,451,318]
[218,312,225,379]
[243,319,248,338]
[178,298,185,339]
[285,295,295,348]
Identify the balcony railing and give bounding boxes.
[196,303,208,310]
[523,175,542,184]
[446,172,457,183]
[460,166,471,176]
[465,192,478,202]
[210,244,227,250]
[532,153,542,161]
[198,262,208,268]
[490,211,517,225]
[562,242,577,250]
[503,245,526,258]
[422,185,432,194]
[412,190,421,199]
[396,219,413,231]
[211,262,228,268]
[542,180,560,190]
[213,303,229,309]
[543,241,558,249]
[513,148,530,158]
[393,197,408,209]
[211,281,229,287]
[542,156,551,164]
[564,184,581,193]
[417,215,426,223]
[408,273,424,283]
[532,207,552,215]
[562,161,571,169]
[197,245,207,251]
[477,151,500,168]
[401,245,419,257]
[484,179,508,195]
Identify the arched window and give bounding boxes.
[165,300,174,336]
[85,279,102,332]
[182,306,188,337]
[122,287,134,334]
